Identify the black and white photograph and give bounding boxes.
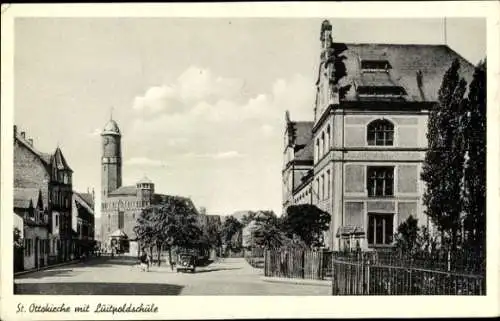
[1,2,499,320]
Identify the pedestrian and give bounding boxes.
[139,250,149,272]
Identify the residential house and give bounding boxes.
[72,190,96,257]
[14,187,49,270]
[14,125,74,264]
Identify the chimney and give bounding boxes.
[21,131,26,139]
[13,125,17,137]
[28,138,33,147]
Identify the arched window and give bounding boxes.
[367,119,394,146]
[326,125,331,149]
[321,132,325,157]
[315,138,320,162]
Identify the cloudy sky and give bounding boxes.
[14,18,485,217]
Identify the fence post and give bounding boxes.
[365,255,370,295]
[264,249,267,276]
[302,250,306,279]
[319,251,324,280]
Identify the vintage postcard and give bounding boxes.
[1,2,499,320]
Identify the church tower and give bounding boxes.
[101,117,122,198]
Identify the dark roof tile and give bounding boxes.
[75,192,94,210]
[53,147,72,172]
[340,43,476,102]
[108,185,137,196]
[14,187,40,209]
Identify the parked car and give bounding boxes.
[176,253,196,273]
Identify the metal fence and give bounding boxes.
[332,251,486,295]
[264,248,332,280]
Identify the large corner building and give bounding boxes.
[282,20,475,251]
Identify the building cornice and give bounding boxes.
[313,100,434,133]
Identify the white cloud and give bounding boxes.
[213,151,243,159]
[125,157,167,167]
[87,128,102,137]
[177,66,244,102]
[261,124,275,136]
[129,67,314,205]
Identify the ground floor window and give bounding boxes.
[367,213,394,246]
[24,239,32,257]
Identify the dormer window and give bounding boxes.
[358,86,407,96]
[361,59,392,72]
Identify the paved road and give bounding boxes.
[14,257,330,295]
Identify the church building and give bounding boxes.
[100,118,197,256]
[282,20,475,251]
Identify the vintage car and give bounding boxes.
[176,253,197,273]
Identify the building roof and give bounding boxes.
[108,185,137,196]
[77,192,94,209]
[294,139,314,162]
[137,176,153,184]
[109,229,128,238]
[39,152,53,165]
[286,120,314,162]
[14,187,41,209]
[293,121,314,146]
[14,131,51,169]
[102,119,121,136]
[74,192,95,215]
[53,147,73,172]
[338,43,476,102]
[14,128,73,175]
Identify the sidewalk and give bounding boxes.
[260,276,332,287]
[14,258,83,277]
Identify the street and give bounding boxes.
[14,257,330,295]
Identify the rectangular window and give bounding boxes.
[367,166,394,197]
[25,239,32,257]
[55,215,59,227]
[368,213,394,245]
[118,211,124,229]
[360,60,392,71]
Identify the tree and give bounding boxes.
[253,212,286,249]
[13,227,24,272]
[221,216,243,252]
[134,196,202,266]
[394,216,421,258]
[281,204,331,248]
[14,227,23,248]
[461,60,486,258]
[421,59,467,253]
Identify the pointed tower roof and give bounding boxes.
[53,147,73,172]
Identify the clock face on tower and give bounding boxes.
[104,137,110,146]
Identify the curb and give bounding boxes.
[260,276,331,287]
[14,259,83,277]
